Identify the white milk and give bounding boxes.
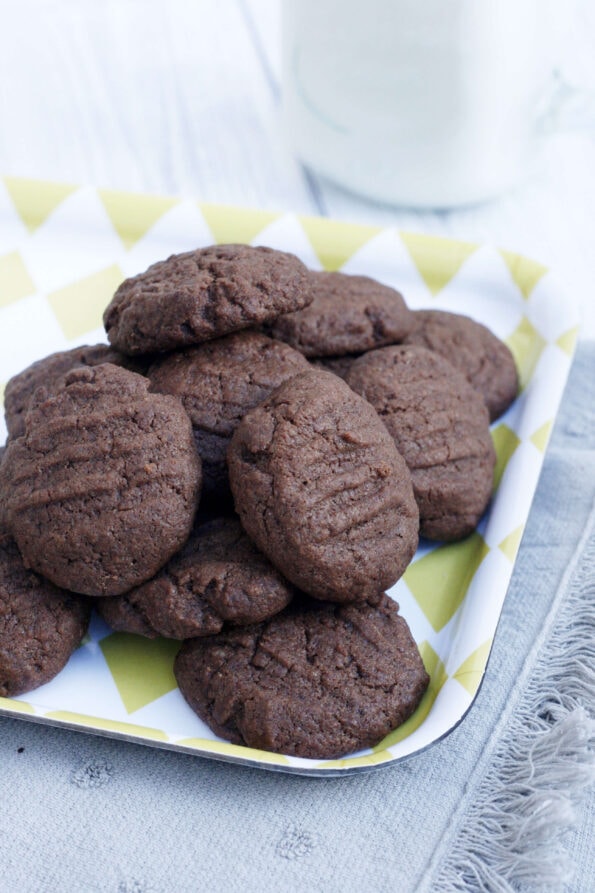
[282,0,551,207]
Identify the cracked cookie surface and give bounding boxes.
[227,369,419,602]
[103,243,313,355]
[174,593,429,759]
[1,364,202,596]
[346,345,496,541]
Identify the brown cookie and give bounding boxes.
[2,364,202,596]
[0,446,8,533]
[148,331,309,497]
[403,310,518,421]
[103,244,313,355]
[268,270,414,357]
[174,593,429,759]
[95,590,158,638]
[0,531,90,697]
[227,369,419,602]
[97,517,295,639]
[310,354,362,379]
[4,344,150,440]
[346,345,496,541]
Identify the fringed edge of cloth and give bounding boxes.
[426,499,595,893]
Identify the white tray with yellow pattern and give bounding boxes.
[0,177,579,775]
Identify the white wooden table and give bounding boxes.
[1,0,594,337]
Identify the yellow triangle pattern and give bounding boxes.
[45,711,169,741]
[3,176,77,233]
[530,420,553,453]
[556,327,579,357]
[178,738,290,765]
[100,633,180,714]
[500,250,548,299]
[48,264,124,340]
[498,525,524,562]
[0,696,34,714]
[0,251,36,307]
[300,215,381,271]
[99,189,179,250]
[400,232,478,296]
[200,203,281,246]
[404,533,490,632]
[317,750,394,771]
[506,316,547,391]
[452,639,492,696]
[491,423,521,491]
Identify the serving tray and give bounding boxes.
[0,177,579,774]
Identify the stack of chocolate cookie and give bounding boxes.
[0,243,518,759]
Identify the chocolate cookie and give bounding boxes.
[310,354,362,379]
[4,344,150,440]
[268,270,414,357]
[0,446,8,534]
[95,589,158,638]
[403,310,518,421]
[174,593,429,759]
[104,244,313,355]
[97,517,295,639]
[148,331,309,497]
[0,530,90,697]
[2,364,202,596]
[227,369,419,602]
[346,345,496,541]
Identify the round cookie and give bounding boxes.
[148,331,309,497]
[2,364,202,597]
[174,593,430,759]
[103,244,314,355]
[227,369,419,602]
[96,517,295,639]
[268,270,414,357]
[0,530,90,697]
[346,345,496,541]
[403,309,518,421]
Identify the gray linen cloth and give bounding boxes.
[0,344,594,893]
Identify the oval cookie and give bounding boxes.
[2,364,202,596]
[227,369,419,602]
[174,593,429,759]
[269,270,414,357]
[104,244,313,355]
[403,309,518,421]
[346,345,496,541]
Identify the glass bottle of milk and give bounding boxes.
[282,0,557,207]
